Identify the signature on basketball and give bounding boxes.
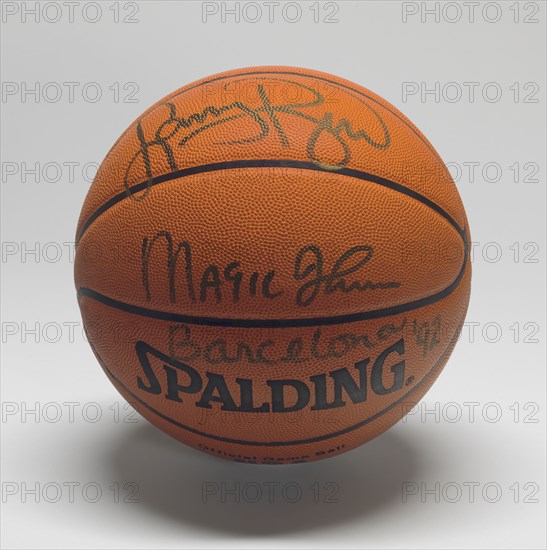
[167,318,408,366]
[124,79,391,192]
[141,231,401,307]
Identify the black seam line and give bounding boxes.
[77,169,468,328]
[98,321,461,447]
[77,160,464,243]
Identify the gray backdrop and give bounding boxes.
[1,1,545,548]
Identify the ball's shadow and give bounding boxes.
[106,422,427,535]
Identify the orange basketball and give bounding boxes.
[75,67,471,464]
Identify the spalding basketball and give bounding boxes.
[75,67,471,464]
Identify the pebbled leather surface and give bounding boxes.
[75,66,471,463]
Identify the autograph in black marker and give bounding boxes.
[124,78,391,196]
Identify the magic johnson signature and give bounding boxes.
[124,78,391,193]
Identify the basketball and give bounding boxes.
[75,66,471,464]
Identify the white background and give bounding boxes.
[1,1,546,548]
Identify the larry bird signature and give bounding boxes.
[124,78,391,191]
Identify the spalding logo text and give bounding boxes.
[135,338,408,413]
